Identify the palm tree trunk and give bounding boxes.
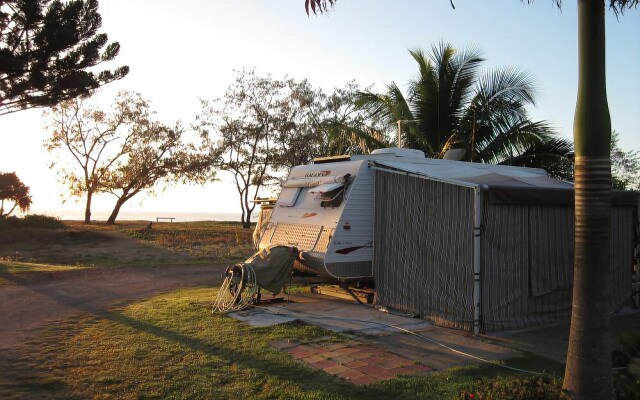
[562,1,614,398]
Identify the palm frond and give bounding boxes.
[305,0,336,15]
[476,67,538,107]
[500,135,574,180]
[324,120,389,154]
[476,118,562,165]
[408,43,484,153]
[408,49,434,89]
[353,91,395,121]
[387,83,414,121]
[354,83,413,124]
[448,45,484,120]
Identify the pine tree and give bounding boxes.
[0,0,128,116]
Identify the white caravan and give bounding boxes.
[256,147,556,280]
[256,147,425,280]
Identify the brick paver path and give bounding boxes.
[271,338,432,385]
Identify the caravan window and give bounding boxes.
[278,187,301,207]
[310,183,345,208]
[309,183,344,198]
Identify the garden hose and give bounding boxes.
[212,263,259,313]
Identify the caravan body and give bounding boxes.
[257,148,424,279]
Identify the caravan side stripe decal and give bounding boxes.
[335,245,372,255]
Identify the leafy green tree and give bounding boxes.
[354,43,573,179]
[102,122,208,225]
[0,0,128,116]
[45,92,152,223]
[611,131,640,190]
[46,91,209,225]
[199,70,386,226]
[277,79,388,171]
[0,172,32,217]
[198,69,295,228]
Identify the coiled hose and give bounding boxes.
[212,263,259,313]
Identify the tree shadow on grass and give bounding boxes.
[0,270,401,399]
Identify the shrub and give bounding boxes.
[613,331,640,399]
[0,214,65,230]
[459,375,562,400]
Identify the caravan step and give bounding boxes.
[311,285,374,304]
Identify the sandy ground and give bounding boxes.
[0,264,226,350]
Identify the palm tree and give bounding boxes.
[354,43,573,179]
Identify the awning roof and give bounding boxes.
[375,159,638,206]
[376,159,551,183]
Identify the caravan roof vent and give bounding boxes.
[370,147,426,159]
[443,149,466,161]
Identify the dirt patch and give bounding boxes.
[0,264,227,350]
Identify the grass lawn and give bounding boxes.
[119,221,255,263]
[0,220,255,270]
[0,287,564,400]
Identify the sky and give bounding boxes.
[1,0,638,219]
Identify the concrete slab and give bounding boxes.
[485,309,640,363]
[368,329,520,372]
[262,293,436,335]
[228,308,297,327]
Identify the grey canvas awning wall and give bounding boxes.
[372,161,639,333]
[373,172,476,331]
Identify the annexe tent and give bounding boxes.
[372,159,638,333]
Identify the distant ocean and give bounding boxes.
[35,210,255,222]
